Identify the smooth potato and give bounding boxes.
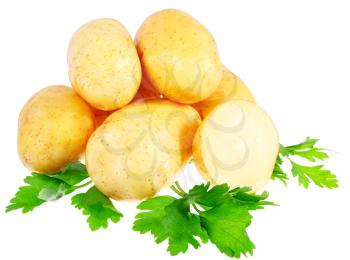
[135,9,222,104]
[18,86,95,173]
[192,100,279,192]
[68,18,141,111]
[193,67,255,118]
[86,100,201,200]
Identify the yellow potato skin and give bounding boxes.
[68,18,141,111]
[135,9,222,104]
[86,100,201,200]
[18,86,95,173]
[193,67,255,118]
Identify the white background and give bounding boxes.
[0,0,349,259]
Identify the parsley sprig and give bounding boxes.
[272,137,338,188]
[133,181,274,258]
[6,162,123,230]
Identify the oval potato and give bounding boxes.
[192,100,279,192]
[193,67,255,118]
[18,86,95,173]
[68,18,141,111]
[135,9,222,104]
[86,100,201,200]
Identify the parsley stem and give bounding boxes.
[192,203,202,214]
[74,180,92,189]
[174,181,186,196]
[170,185,184,197]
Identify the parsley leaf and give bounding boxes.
[290,160,338,189]
[6,162,90,213]
[71,186,123,231]
[48,161,89,185]
[200,201,255,258]
[280,137,329,162]
[271,155,289,186]
[133,182,273,258]
[187,182,231,207]
[272,137,338,189]
[134,195,208,255]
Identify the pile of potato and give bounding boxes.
[18,9,279,200]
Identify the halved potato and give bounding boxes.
[192,100,279,192]
[192,67,255,118]
[86,100,201,200]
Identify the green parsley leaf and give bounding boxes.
[134,195,208,255]
[134,196,176,240]
[71,186,123,231]
[200,200,255,258]
[187,182,231,207]
[290,160,338,189]
[272,137,338,189]
[6,162,90,213]
[280,137,328,162]
[230,187,276,210]
[134,182,273,257]
[48,161,89,185]
[271,156,289,186]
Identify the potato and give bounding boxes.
[68,18,141,111]
[135,9,222,104]
[192,100,279,192]
[18,86,95,173]
[86,100,201,200]
[193,67,255,118]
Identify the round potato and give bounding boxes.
[192,100,279,192]
[193,67,255,118]
[86,100,201,200]
[135,9,222,104]
[68,18,141,111]
[18,86,95,173]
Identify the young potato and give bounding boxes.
[193,67,255,118]
[135,9,222,104]
[18,86,95,173]
[192,100,279,193]
[68,18,141,111]
[86,100,201,200]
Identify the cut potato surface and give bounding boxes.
[135,9,222,104]
[86,100,201,200]
[18,86,95,173]
[193,67,255,118]
[68,18,141,111]
[192,100,279,192]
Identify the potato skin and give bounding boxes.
[193,67,255,118]
[68,18,141,111]
[86,100,201,200]
[18,86,95,173]
[135,9,222,104]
